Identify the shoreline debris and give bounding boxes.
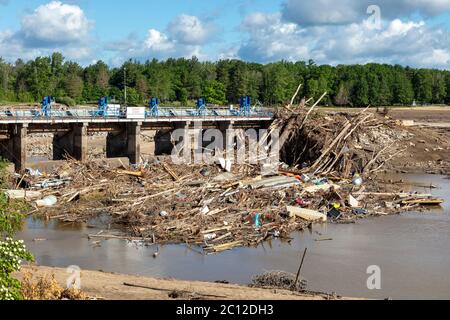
[4,89,446,254]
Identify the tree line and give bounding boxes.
[0,52,449,107]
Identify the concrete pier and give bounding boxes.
[53,123,88,162]
[0,124,28,171]
[12,124,28,172]
[106,122,141,164]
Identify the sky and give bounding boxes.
[0,0,449,69]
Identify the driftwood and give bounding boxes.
[300,91,327,129]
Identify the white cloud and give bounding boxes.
[167,14,216,45]
[282,0,450,26]
[20,1,92,46]
[145,29,175,51]
[237,12,450,69]
[0,1,93,63]
[106,14,214,64]
[239,13,311,62]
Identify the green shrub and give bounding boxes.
[0,162,34,300]
[0,238,33,300]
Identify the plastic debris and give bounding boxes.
[328,208,341,219]
[353,174,363,186]
[349,195,359,208]
[204,233,217,241]
[254,213,262,229]
[353,208,369,215]
[287,206,327,222]
[26,168,43,177]
[201,206,210,215]
[160,211,169,217]
[36,195,57,207]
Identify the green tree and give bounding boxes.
[393,72,414,105]
[204,80,226,105]
[432,73,447,104]
[353,74,369,106]
[64,74,83,100]
[414,70,433,103]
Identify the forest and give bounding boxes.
[0,52,449,107]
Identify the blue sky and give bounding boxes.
[0,0,449,69]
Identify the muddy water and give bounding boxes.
[18,174,449,300]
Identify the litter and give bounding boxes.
[295,198,309,207]
[203,233,217,241]
[352,208,369,215]
[32,178,71,189]
[304,183,340,194]
[286,206,327,222]
[5,190,42,201]
[349,195,359,208]
[8,87,444,254]
[248,176,300,190]
[353,174,363,186]
[26,168,43,177]
[36,195,57,207]
[328,208,341,219]
[160,211,169,217]
[254,213,262,229]
[218,158,232,172]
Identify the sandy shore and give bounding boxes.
[16,266,353,300]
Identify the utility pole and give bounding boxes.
[124,67,127,106]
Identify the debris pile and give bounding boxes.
[4,88,445,254]
[271,107,411,177]
[5,155,443,253]
[251,271,307,292]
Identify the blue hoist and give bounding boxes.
[40,96,54,117]
[196,97,206,116]
[96,96,109,117]
[148,97,159,117]
[240,96,252,116]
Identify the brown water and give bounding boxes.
[18,174,450,300]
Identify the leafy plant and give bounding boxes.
[0,162,34,300]
[0,238,33,300]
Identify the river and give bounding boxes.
[18,174,450,300]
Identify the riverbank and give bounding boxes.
[16,266,350,300]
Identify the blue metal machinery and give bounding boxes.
[196,97,206,116]
[240,96,252,116]
[96,96,109,117]
[16,95,270,120]
[148,97,159,117]
[40,96,54,117]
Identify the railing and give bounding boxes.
[0,107,274,121]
